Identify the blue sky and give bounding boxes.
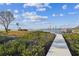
[0,3,79,30]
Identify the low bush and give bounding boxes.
[0,31,55,56]
[63,33,79,56]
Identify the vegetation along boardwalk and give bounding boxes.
[46,34,71,56]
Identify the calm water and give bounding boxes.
[41,29,63,34]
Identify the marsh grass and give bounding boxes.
[0,31,55,56]
[63,33,79,56]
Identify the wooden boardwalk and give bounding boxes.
[46,34,71,56]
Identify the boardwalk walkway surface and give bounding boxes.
[46,34,71,56]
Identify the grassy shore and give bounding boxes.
[0,31,55,56]
[63,33,79,56]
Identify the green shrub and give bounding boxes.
[63,33,79,55]
[0,44,4,55]
[0,31,55,56]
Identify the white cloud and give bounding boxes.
[22,12,48,22]
[60,13,64,16]
[41,21,50,24]
[5,3,11,5]
[36,8,46,11]
[44,3,52,8]
[14,11,48,22]
[7,9,11,11]
[22,19,40,23]
[7,9,19,14]
[14,14,19,18]
[23,3,51,8]
[62,5,67,10]
[68,12,76,15]
[52,14,56,17]
[23,3,51,12]
[23,3,43,8]
[52,13,64,17]
[75,4,79,9]
[14,10,19,13]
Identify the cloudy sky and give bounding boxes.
[0,3,79,30]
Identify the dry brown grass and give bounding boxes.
[0,31,30,37]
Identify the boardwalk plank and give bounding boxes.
[46,34,71,56]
